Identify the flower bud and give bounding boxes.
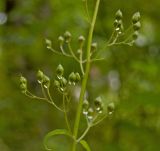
[115,10,123,20]
[83,99,89,115]
[20,83,27,93]
[132,12,141,24]
[42,75,50,88]
[45,39,52,49]
[132,31,139,40]
[107,102,115,114]
[54,80,60,88]
[94,96,103,111]
[87,108,94,120]
[58,36,64,45]
[56,64,64,79]
[69,72,76,84]
[20,76,27,84]
[91,42,97,52]
[64,31,72,43]
[78,35,85,48]
[133,21,141,31]
[75,72,81,83]
[37,70,44,84]
[61,77,67,87]
[114,19,118,27]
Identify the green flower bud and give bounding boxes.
[58,36,64,45]
[78,35,85,48]
[54,80,60,88]
[133,21,141,31]
[132,12,141,24]
[42,75,50,88]
[37,70,44,84]
[132,31,139,40]
[20,76,27,84]
[107,102,115,114]
[91,42,97,52]
[114,19,118,27]
[20,83,27,93]
[83,99,89,115]
[94,96,103,111]
[115,9,123,20]
[45,39,52,49]
[69,72,76,84]
[61,77,67,87]
[56,64,64,79]
[87,108,94,120]
[75,72,81,83]
[64,31,72,43]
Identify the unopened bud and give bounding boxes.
[83,99,89,115]
[87,108,94,120]
[20,76,27,84]
[69,72,76,84]
[132,12,141,24]
[107,102,115,114]
[75,72,81,83]
[91,42,97,52]
[58,36,64,45]
[37,70,44,84]
[54,80,60,88]
[132,31,139,40]
[94,97,103,111]
[42,75,50,88]
[115,10,123,20]
[133,21,141,31]
[64,31,71,43]
[56,64,64,79]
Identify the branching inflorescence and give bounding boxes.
[19,0,141,151]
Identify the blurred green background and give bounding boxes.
[0,0,160,151]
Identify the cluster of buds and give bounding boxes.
[20,76,27,93]
[54,64,81,92]
[132,12,141,40]
[68,72,81,85]
[82,97,103,121]
[37,70,50,89]
[114,10,123,35]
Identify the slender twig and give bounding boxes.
[63,94,72,133]
[46,88,64,112]
[67,43,80,62]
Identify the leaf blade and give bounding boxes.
[43,129,72,151]
[80,140,91,151]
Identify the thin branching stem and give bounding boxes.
[63,94,72,133]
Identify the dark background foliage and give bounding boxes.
[0,0,160,151]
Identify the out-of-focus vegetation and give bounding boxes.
[0,0,160,151]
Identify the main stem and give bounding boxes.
[71,0,100,150]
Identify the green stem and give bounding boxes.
[63,94,72,133]
[71,0,100,150]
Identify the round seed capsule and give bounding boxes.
[94,96,102,111]
[58,36,64,45]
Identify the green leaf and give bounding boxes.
[43,129,72,151]
[80,140,91,151]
